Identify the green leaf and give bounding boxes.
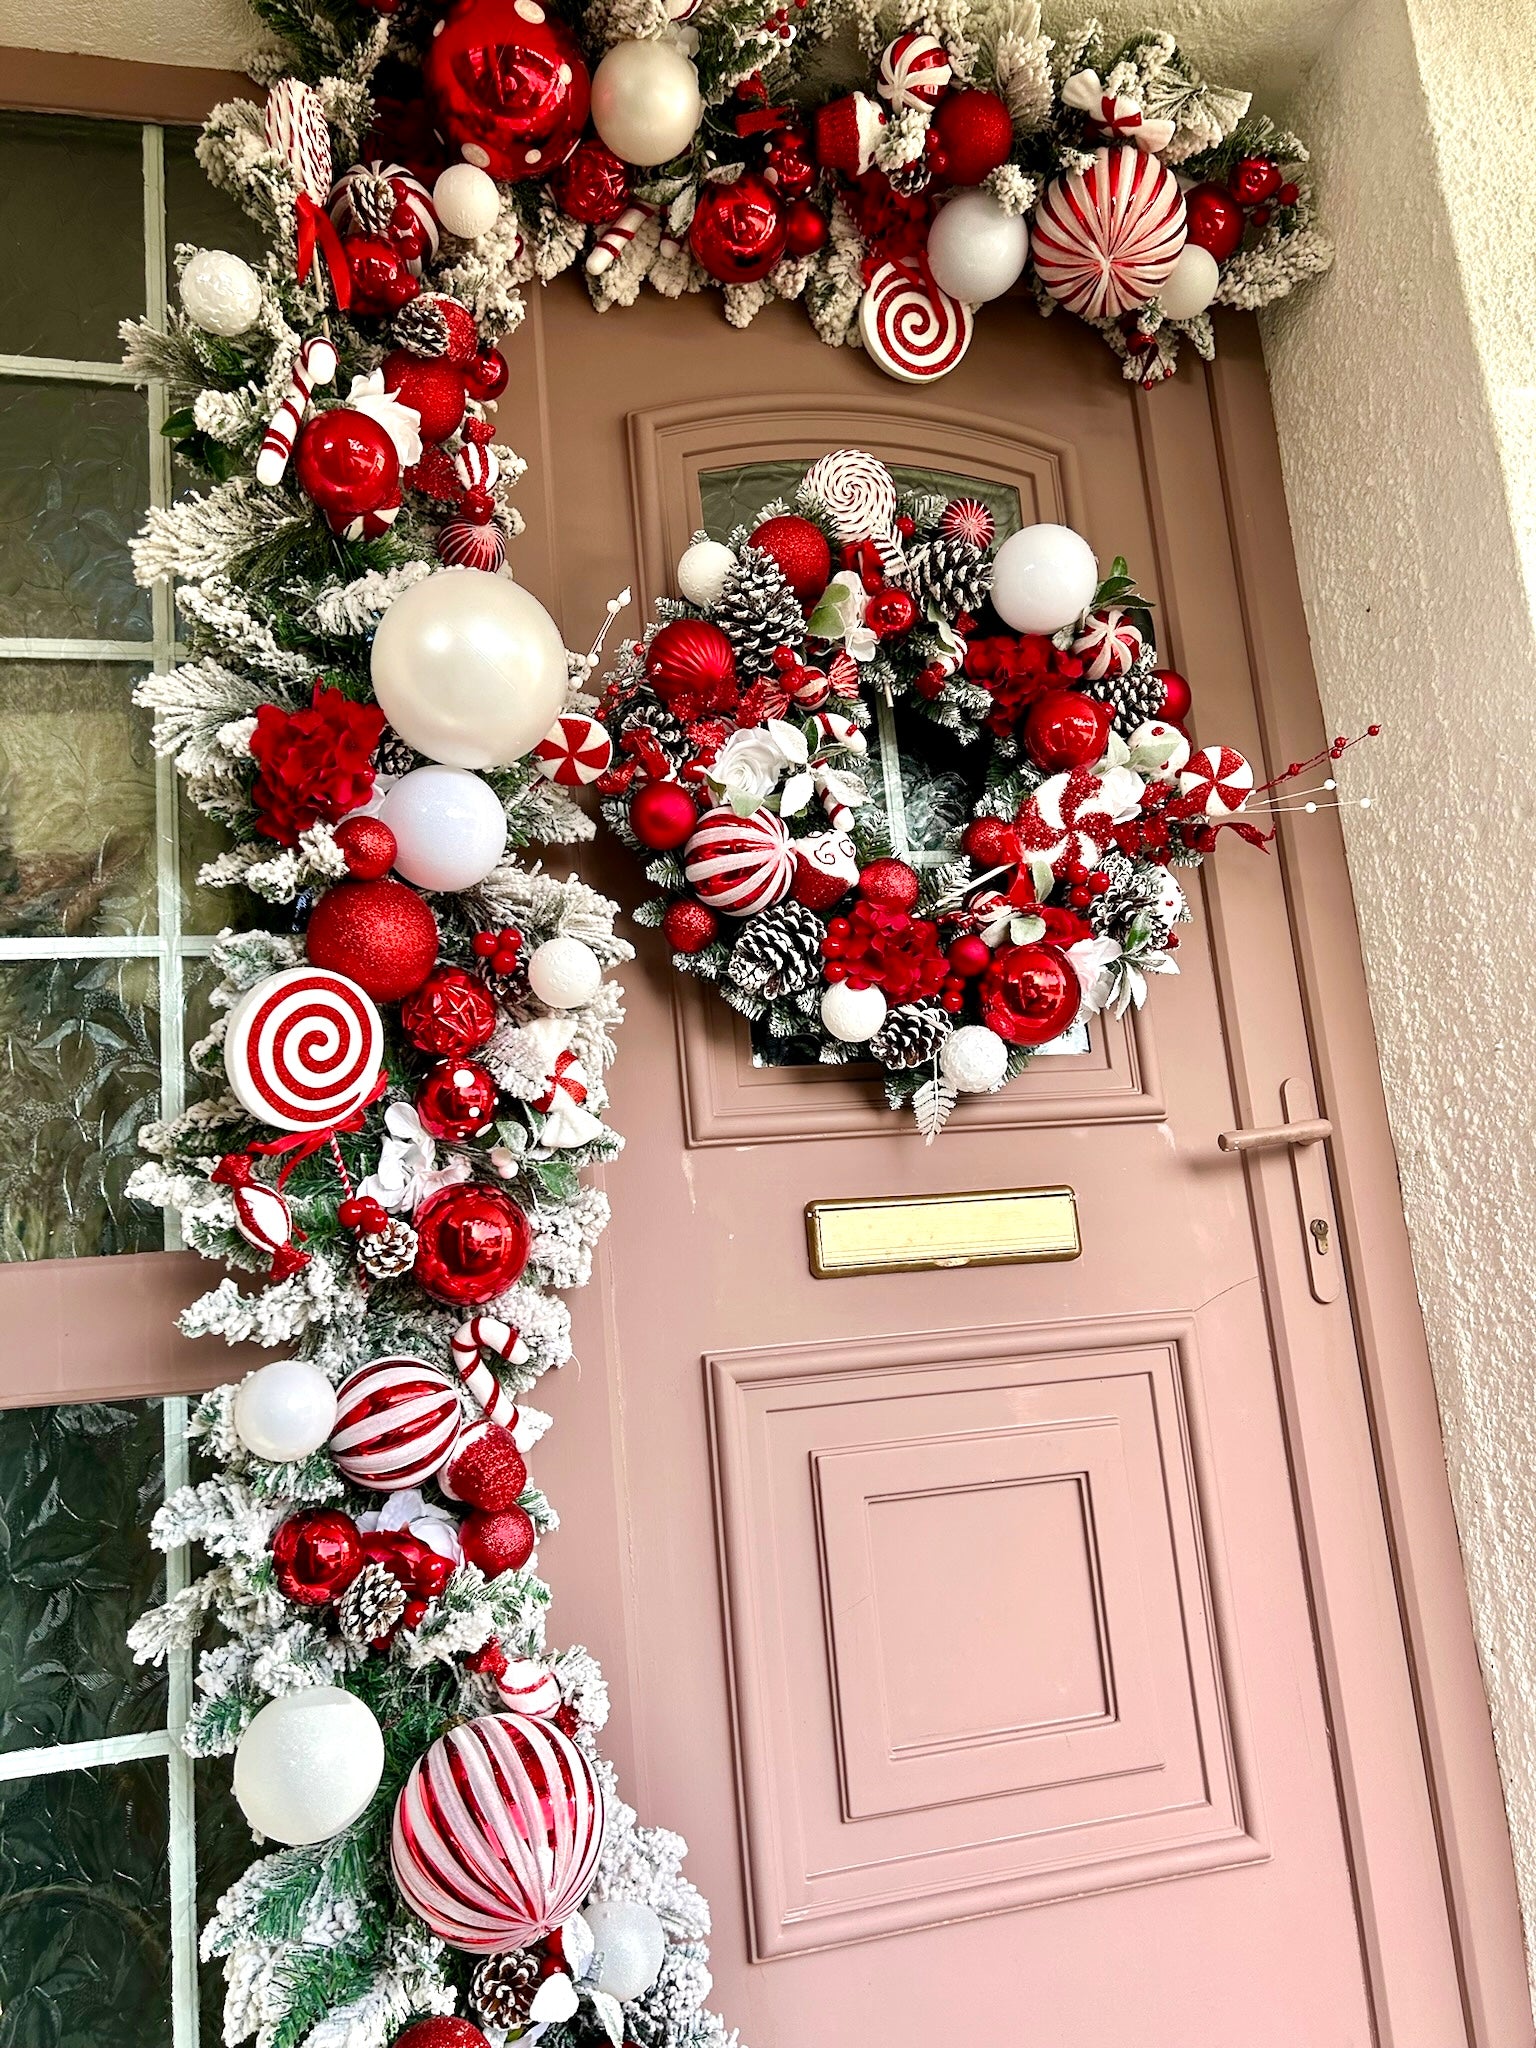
[527,1155,579,1204]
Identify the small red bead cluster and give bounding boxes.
[471,925,523,977]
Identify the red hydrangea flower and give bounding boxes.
[965,634,1086,739]
[250,683,386,845]
[821,902,950,1005]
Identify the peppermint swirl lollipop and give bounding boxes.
[858,260,974,383]
[223,966,384,1133]
[797,447,898,545]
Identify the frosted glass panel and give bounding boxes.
[0,114,145,363]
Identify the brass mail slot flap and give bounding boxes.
[806,1187,1080,1278]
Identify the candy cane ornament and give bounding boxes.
[256,336,339,487]
[585,203,657,277]
[450,1317,528,1427]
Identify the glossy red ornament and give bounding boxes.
[413,1181,531,1305]
[334,815,398,881]
[782,198,830,257]
[947,933,991,978]
[961,815,1019,868]
[865,587,918,638]
[859,858,921,913]
[416,1058,499,1140]
[363,1530,455,1601]
[644,619,738,716]
[272,1508,364,1607]
[630,780,699,850]
[305,878,439,1002]
[461,1504,537,1577]
[1181,182,1244,262]
[1231,155,1282,206]
[392,2021,492,2048]
[688,172,786,283]
[400,966,498,1056]
[1154,666,1193,724]
[764,133,816,200]
[661,896,719,952]
[344,235,421,312]
[748,514,831,604]
[550,136,630,223]
[443,1421,527,1511]
[932,89,1013,186]
[294,411,401,537]
[423,0,591,182]
[463,348,509,402]
[979,941,1080,1046]
[1022,690,1113,771]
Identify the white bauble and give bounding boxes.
[378,765,508,892]
[370,570,569,770]
[233,1687,384,1845]
[990,524,1099,635]
[179,249,262,336]
[585,1899,667,2001]
[233,1358,337,1463]
[1127,717,1190,779]
[820,981,888,1043]
[676,538,737,608]
[940,1023,1010,1094]
[590,41,703,166]
[1157,242,1220,322]
[527,935,603,1009]
[925,192,1029,305]
[432,162,501,239]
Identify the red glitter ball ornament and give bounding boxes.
[644,619,739,719]
[961,816,1020,868]
[463,348,509,402]
[1155,667,1193,724]
[272,1508,364,1607]
[859,858,921,913]
[294,410,401,537]
[415,1058,499,1140]
[661,897,720,953]
[782,198,830,257]
[334,814,398,880]
[550,136,630,223]
[461,1504,537,1577]
[305,878,439,1002]
[423,0,591,182]
[1181,182,1244,261]
[748,514,831,604]
[979,941,1080,1046]
[392,2021,493,2048]
[413,1182,531,1305]
[400,966,498,1057]
[379,350,466,443]
[630,780,699,850]
[442,1422,527,1511]
[947,933,991,978]
[932,89,1014,185]
[688,171,786,283]
[1022,690,1113,772]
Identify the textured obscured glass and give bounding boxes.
[699,461,1023,542]
[0,1758,172,2047]
[179,786,261,937]
[0,1401,166,1751]
[197,1760,251,2043]
[0,957,161,1261]
[0,379,151,641]
[165,125,265,296]
[0,114,146,363]
[0,663,157,938]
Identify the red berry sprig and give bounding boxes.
[472,925,523,976]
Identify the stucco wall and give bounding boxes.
[1265,0,1536,1990]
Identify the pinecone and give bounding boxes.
[342,168,398,239]
[904,537,992,620]
[1089,848,1180,941]
[472,1950,541,2029]
[1083,660,1165,737]
[870,1001,953,1070]
[375,725,420,777]
[726,900,824,998]
[337,1561,407,1649]
[713,551,807,677]
[358,1217,418,1280]
[391,291,474,361]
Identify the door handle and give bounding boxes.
[1217,1116,1333,1154]
[1219,1080,1341,1304]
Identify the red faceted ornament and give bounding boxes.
[380,350,466,443]
[1155,667,1193,724]
[782,198,830,257]
[334,814,398,881]
[414,1181,531,1305]
[461,1504,537,1577]
[343,236,421,312]
[947,933,991,978]
[859,858,921,913]
[305,878,439,1002]
[865,587,918,638]
[630,780,699,850]
[688,172,786,283]
[1181,182,1244,262]
[1231,155,1282,206]
[393,2021,492,2048]
[294,411,401,538]
[463,348,510,402]
[443,1422,527,1511]
[748,514,831,604]
[961,815,1019,868]
[1022,690,1113,771]
[644,619,738,717]
[662,896,720,952]
[271,1508,364,1607]
[932,89,1014,186]
[400,966,498,1056]
[550,136,630,223]
[979,941,1080,1046]
[416,1058,499,1140]
[423,0,591,181]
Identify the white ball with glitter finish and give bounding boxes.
[991,524,1099,634]
[432,162,501,239]
[585,1899,667,2000]
[1127,718,1190,779]
[527,935,603,1009]
[925,191,1029,305]
[821,981,888,1043]
[1157,242,1220,321]
[676,538,736,607]
[234,1687,384,1845]
[379,765,508,893]
[233,1358,338,1463]
[179,249,263,336]
[591,40,703,166]
[940,1023,1010,1093]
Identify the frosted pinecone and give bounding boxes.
[1087,849,1157,936]
[1082,660,1165,737]
[339,167,398,239]
[375,725,420,777]
[905,536,992,620]
[391,292,470,359]
[358,1217,418,1280]
[726,900,824,998]
[472,1950,541,2029]
[337,1562,407,1649]
[713,551,806,677]
[870,1002,953,1069]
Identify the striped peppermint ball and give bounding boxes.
[940,497,996,548]
[493,1658,562,1716]
[391,1711,606,1951]
[877,31,952,112]
[683,806,795,918]
[436,518,506,572]
[1071,606,1144,680]
[1031,145,1186,321]
[329,1357,462,1491]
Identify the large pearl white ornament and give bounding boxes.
[1157,241,1220,321]
[370,570,569,771]
[990,524,1099,635]
[676,538,737,608]
[820,981,888,1042]
[233,1358,338,1463]
[233,1687,384,1845]
[585,1899,667,2001]
[179,249,263,336]
[379,765,508,893]
[590,40,703,166]
[432,162,501,239]
[940,1023,1009,1093]
[925,191,1029,305]
[527,935,604,1009]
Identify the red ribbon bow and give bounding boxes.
[295,191,354,310]
[232,1071,388,1189]
[534,1048,588,1114]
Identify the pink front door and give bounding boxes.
[502,280,1521,2044]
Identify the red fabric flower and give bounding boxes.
[822,902,950,1005]
[250,683,386,845]
[843,169,935,261]
[964,634,1086,739]
[1038,905,1092,946]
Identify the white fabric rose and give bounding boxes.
[708,718,808,815]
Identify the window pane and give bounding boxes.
[196,1761,250,2044]
[178,787,258,938]
[0,662,157,939]
[698,460,1023,543]
[0,1401,167,1751]
[164,125,265,297]
[0,114,146,364]
[0,379,151,642]
[0,957,160,1261]
[0,1758,172,2048]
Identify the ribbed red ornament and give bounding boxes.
[688,172,786,283]
[379,350,466,443]
[306,879,439,1002]
[748,515,831,604]
[413,1182,531,1305]
[550,136,630,223]
[423,0,591,181]
[400,966,498,1056]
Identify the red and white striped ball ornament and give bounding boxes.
[391,1710,607,1951]
[436,517,506,572]
[455,439,500,497]
[263,78,333,206]
[1031,145,1187,321]
[493,1658,562,1717]
[532,712,614,787]
[223,966,384,1133]
[1179,744,1253,816]
[1071,606,1144,680]
[940,497,996,548]
[329,1357,463,1491]
[858,260,973,382]
[877,31,953,112]
[683,806,795,917]
[328,161,440,273]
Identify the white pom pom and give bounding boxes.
[433,162,501,239]
[585,1899,667,2000]
[939,1024,1009,1093]
[676,538,737,607]
[820,981,888,1042]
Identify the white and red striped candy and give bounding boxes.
[329,1357,462,1491]
[263,78,333,206]
[858,260,973,383]
[329,161,440,273]
[1060,70,1178,154]
[223,966,383,1134]
[683,806,795,918]
[436,518,506,572]
[584,202,656,278]
[257,336,339,488]
[940,497,996,548]
[1015,767,1122,876]
[1031,145,1187,322]
[877,31,952,111]
[454,439,500,496]
[532,713,613,788]
[450,1317,527,1427]
[493,1658,562,1716]
[798,448,897,546]
[391,1710,606,1951]
[1071,606,1144,680]
[1179,745,1252,816]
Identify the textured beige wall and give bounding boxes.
[1265,0,1536,1990]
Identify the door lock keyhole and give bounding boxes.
[1310,1217,1331,1257]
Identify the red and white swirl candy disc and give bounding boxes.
[329,1356,462,1491]
[797,448,896,546]
[532,712,614,788]
[1031,145,1187,321]
[263,78,333,207]
[224,967,383,1134]
[877,31,952,111]
[858,260,973,383]
[1071,606,1144,680]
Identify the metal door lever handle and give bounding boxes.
[1217,1117,1333,1155]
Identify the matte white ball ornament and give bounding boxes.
[676,538,737,608]
[233,1687,384,1845]
[990,524,1100,635]
[940,1023,1010,1093]
[925,192,1029,305]
[432,162,501,239]
[820,981,888,1043]
[590,40,703,166]
[179,249,263,336]
[370,570,569,771]
[527,935,603,1009]
[1157,242,1220,321]
[585,1899,667,2001]
[379,765,508,893]
[233,1358,338,1463]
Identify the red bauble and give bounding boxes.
[859,858,921,913]
[1181,182,1244,262]
[688,173,786,283]
[335,815,398,881]
[400,966,498,1056]
[462,348,510,402]
[644,619,738,717]
[792,849,855,912]
[1230,155,1282,206]
[932,90,1014,185]
[344,236,421,312]
[979,941,1080,1046]
[630,781,699,850]
[392,2021,492,2048]
[764,133,816,199]
[423,0,591,181]
[363,1530,454,1601]
[380,350,466,444]
[550,136,630,224]
[1154,667,1193,724]
[461,1504,537,1577]
[306,879,439,1002]
[947,933,991,978]
[661,897,720,952]
[294,411,401,537]
[961,816,1020,868]
[416,1058,499,1140]
[782,199,830,257]
[271,1508,364,1607]
[865,587,918,638]
[443,1421,527,1511]
[748,515,831,604]
[413,1182,531,1305]
[1022,690,1113,771]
